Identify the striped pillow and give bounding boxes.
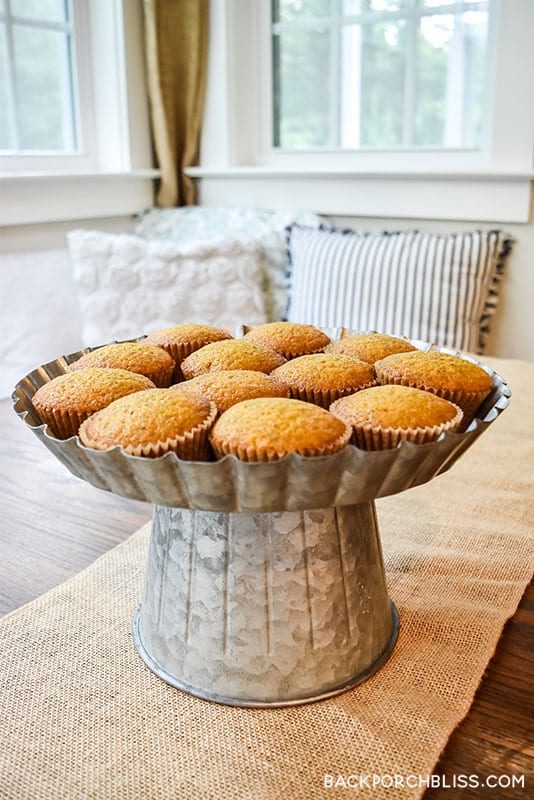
[287,227,512,353]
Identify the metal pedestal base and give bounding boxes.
[133,503,399,707]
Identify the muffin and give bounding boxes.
[178,370,289,414]
[32,368,156,439]
[181,339,286,379]
[145,324,233,382]
[244,322,331,359]
[326,332,416,364]
[209,397,351,462]
[375,350,493,428]
[78,387,217,460]
[330,385,463,450]
[68,342,175,387]
[271,353,376,408]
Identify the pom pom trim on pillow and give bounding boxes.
[286,225,513,354]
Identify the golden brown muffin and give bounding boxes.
[145,323,233,381]
[178,370,289,414]
[68,342,175,387]
[244,322,331,358]
[375,350,493,428]
[330,385,463,450]
[326,332,416,364]
[271,353,376,408]
[32,368,156,439]
[181,339,286,379]
[78,387,217,460]
[209,397,351,462]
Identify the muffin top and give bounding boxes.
[330,385,463,431]
[145,323,232,350]
[181,339,286,379]
[179,370,289,413]
[32,368,155,413]
[271,353,376,394]
[78,387,216,451]
[68,342,174,376]
[326,332,416,364]
[210,397,351,460]
[375,351,493,394]
[244,322,331,358]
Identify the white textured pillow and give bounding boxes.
[135,205,325,321]
[287,227,513,353]
[67,230,267,346]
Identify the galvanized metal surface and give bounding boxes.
[133,502,398,706]
[11,330,510,512]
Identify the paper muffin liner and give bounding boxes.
[145,363,175,388]
[32,404,91,439]
[278,345,329,360]
[80,401,218,461]
[210,423,352,463]
[153,331,231,385]
[347,402,464,450]
[288,380,378,409]
[157,339,219,383]
[375,367,489,430]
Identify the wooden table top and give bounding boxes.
[1,397,531,799]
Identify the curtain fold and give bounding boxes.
[143,0,209,207]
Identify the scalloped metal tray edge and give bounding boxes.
[12,328,511,511]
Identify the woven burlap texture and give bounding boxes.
[1,357,533,800]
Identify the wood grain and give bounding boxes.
[0,398,151,615]
[0,398,531,799]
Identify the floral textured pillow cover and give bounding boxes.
[67,230,267,346]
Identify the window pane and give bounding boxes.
[360,20,407,147]
[343,1,409,12]
[274,0,332,23]
[415,11,488,146]
[10,0,68,23]
[13,23,76,150]
[273,27,331,148]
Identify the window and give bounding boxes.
[1,0,78,154]
[189,0,534,222]
[0,0,157,226]
[272,0,490,151]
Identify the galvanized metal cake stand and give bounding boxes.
[12,334,510,707]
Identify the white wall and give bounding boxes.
[0,217,136,397]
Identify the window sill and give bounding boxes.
[186,167,533,223]
[0,170,160,227]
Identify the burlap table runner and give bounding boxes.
[1,357,533,800]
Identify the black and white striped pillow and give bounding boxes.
[287,226,512,353]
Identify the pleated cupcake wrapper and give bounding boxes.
[158,340,214,383]
[81,402,218,461]
[210,424,352,463]
[33,405,91,440]
[375,369,490,430]
[350,402,464,450]
[278,345,329,360]
[158,339,223,384]
[288,380,378,409]
[145,363,175,388]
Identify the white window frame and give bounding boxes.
[0,0,158,226]
[190,0,534,223]
[270,0,491,153]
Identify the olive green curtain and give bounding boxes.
[143,0,209,207]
